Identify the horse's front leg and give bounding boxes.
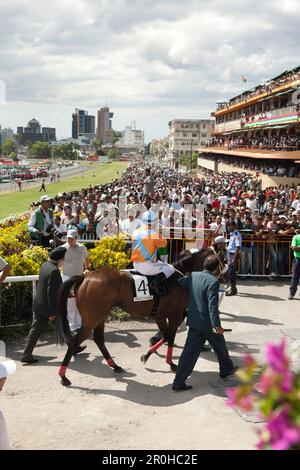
[94,323,123,373]
[141,315,167,365]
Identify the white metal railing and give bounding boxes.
[1,275,39,326]
[3,275,39,297]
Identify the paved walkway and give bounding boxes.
[1,280,298,450]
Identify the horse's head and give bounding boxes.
[173,249,207,274]
[173,248,229,282]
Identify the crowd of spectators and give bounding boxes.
[208,134,300,152]
[200,152,300,177]
[27,162,300,275]
[216,68,300,111]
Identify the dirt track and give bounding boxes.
[2,280,297,450]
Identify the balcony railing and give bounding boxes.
[215,105,299,134]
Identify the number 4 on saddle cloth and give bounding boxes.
[129,272,168,302]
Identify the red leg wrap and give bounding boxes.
[166,346,173,364]
[149,338,166,354]
[59,366,67,377]
[106,358,115,367]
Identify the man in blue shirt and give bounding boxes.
[172,255,237,391]
[226,221,242,296]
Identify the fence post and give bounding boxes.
[32,280,37,299]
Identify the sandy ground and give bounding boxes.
[1,279,298,450]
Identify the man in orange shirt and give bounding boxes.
[131,210,175,278]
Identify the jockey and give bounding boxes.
[131,210,175,279]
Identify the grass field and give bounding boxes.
[0,162,128,220]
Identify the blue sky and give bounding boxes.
[0,0,299,141]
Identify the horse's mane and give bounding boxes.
[173,248,209,274]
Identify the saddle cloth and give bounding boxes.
[123,270,167,302]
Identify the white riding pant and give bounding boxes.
[133,260,175,278]
[62,274,82,332]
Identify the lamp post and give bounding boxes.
[190,140,193,172]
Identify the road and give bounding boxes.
[2,280,299,450]
[0,164,90,194]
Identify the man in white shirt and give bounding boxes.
[119,211,142,238]
[62,229,89,334]
[28,195,54,247]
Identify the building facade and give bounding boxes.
[150,138,169,161]
[168,118,215,165]
[197,66,300,185]
[96,107,114,144]
[72,109,95,139]
[212,66,300,147]
[116,125,145,152]
[17,119,56,144]
[1,127,14,143]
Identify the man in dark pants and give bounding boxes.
[225,221,242,296]
[172,255,237,391]
[21,246,67,363]
[288,231,300,300]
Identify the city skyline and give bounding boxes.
[0,0,299,141]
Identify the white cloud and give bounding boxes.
[0,0,299,140]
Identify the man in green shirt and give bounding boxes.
[289,233,300,300]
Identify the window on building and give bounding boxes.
[192,133,197,137]
[201,133,207,138]
[183,133,187,137]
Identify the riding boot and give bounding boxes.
[151,273,167,296]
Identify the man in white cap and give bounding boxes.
[62,229,89,336]
[0,358,16,450]
[28,195,54,247]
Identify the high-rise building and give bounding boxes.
[1,127,14,143]
[42,127,56,142]
[72,109,95,139]
[96,107,114,144]
[17,118,56,143]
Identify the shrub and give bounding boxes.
[88,236,130,270]
[0,220,31,256]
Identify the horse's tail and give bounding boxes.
[56,275,85,345]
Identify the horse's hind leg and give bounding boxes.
[59,326,91,386]
[94,323,123,373]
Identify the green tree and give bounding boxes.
[179,152,198,170]
[53,143,77,160]
[1,139,16,155]
[108,147,118,159]
[31,141,51,159]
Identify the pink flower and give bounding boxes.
[266,339,290,374]
[261,407,300,450]
[226,387,254,411]
[243,354,256,368]
[258,371,276,394]
[281,371,293,393]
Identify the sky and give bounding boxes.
[0,0,299,142]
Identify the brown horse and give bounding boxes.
[57,248,227,386]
